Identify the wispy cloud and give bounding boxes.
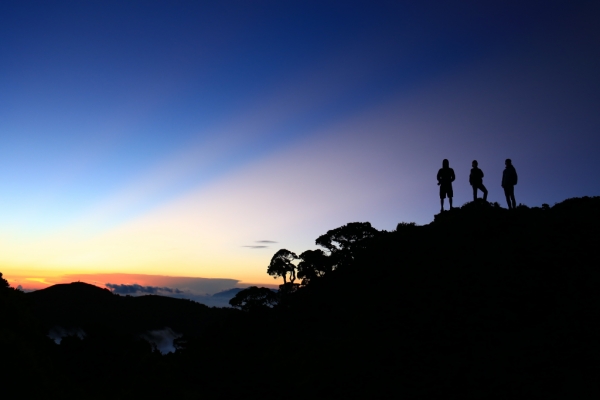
[242,240,277,249]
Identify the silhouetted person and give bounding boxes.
[437,159,455,212]
[501,159,518,209]
[469,160,488,202]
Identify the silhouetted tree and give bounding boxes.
[316,222,379,253]
[297,249,331,285]
[229,286,278,311]
[267,249,298,284]
[315,222,379,268]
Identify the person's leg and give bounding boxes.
[472,186,477,201]
[510,187,516,209]
[504,187,512,209]
[440,186,445,211]
[449,197,453,209]
[480,184,488,202]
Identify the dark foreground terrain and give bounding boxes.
[1,197,599,398]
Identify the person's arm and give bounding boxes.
[437,169,442,184]
[513,168,518,185]
[450,169,455,182]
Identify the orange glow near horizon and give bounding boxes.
[4,271,280,293]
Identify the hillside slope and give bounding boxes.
[266,197,600,398]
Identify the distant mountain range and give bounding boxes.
[26,282,234,339]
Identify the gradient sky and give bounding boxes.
[1,1,599,295]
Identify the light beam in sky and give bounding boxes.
[1,1,599,293]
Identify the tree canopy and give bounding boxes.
[229,286,278,312]
[315,222,379,253]
[315,222,380,269]
[297,249,330,285]
[267,249,299,284]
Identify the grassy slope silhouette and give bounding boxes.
[1,196,599,398]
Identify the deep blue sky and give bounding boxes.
[1,1,599,288]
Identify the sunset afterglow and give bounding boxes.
[1,2,599,297]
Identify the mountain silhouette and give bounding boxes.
[25,281,233,338]
[28,281,112,302]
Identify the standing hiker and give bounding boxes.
[437,159,455,212]
[469,160,488,202]
[501,159,518,209]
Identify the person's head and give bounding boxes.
[442,159,449,168]
[505,158,512,166]
[472,160,478,167]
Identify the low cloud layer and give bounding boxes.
[168,288,247,307]
[59,273,240,296]
[104,282,252,307]
[106,283,183,295]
